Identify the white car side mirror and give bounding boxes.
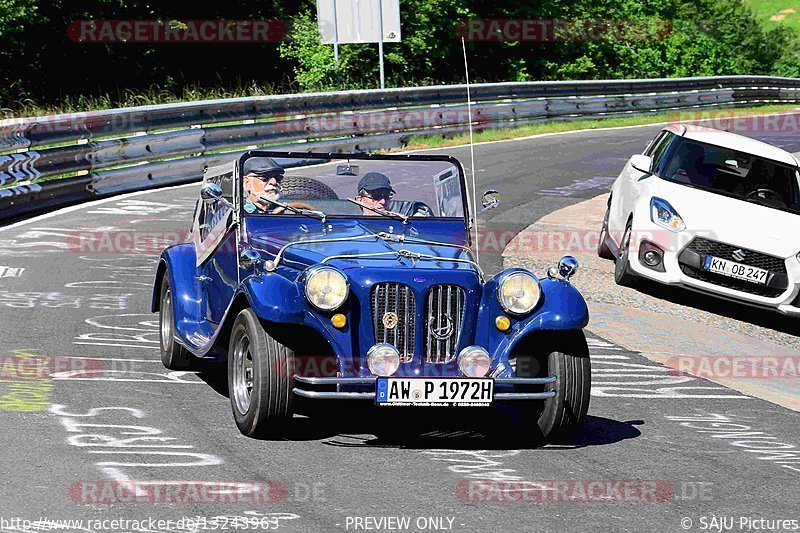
[630,154,653,175]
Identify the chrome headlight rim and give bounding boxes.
[496,269,541,316]
[366,343,401,377]
[303,265,349,312]
[457,346,492,378]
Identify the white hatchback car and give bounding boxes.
[598,123,800,315]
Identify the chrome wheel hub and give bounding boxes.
[232,334,254,415]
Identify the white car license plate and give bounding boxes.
[376,378,493,407]
[703,255,768,285]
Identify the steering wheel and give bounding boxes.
[745,188,783,202]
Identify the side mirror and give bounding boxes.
[480,189,501,213]
[630,154,654,175]
[201,183,234,209]
[240,248,262,270]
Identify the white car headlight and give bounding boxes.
[497,271,541,315]
[305,267,349,311]
[650,197,685,232]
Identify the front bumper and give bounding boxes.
[293,376,557,400]
[624,214,800,315]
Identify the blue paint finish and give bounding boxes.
[155,243,216,350]
[204,230,238,324]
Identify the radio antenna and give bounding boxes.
[461,37,479,266]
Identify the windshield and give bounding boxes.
[660,137,800,213]
[239,154,467,220]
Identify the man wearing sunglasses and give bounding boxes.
[355,172,395,216]
[243,157,285,213]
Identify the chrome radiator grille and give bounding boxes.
[424,285,466,363]
[372,283,415,362]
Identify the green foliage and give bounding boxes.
[0,0,798,113]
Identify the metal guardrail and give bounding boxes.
[1,75,799,222]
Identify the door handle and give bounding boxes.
[195,275,211,283]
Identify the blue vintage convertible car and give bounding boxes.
[152,151,591,440]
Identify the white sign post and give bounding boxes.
[317,0,401,89]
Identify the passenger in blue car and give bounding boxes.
[354,172,395,216]
[243,157,285,213]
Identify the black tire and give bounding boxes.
[613,219,638,287]
[280,176,338,200]
[228,308,294,438]
[159,275,193,370]
[597,201,615,260]
[515,331,591,443]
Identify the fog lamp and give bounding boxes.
[458,346,491,378]
[367,344,400,377]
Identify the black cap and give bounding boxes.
[357,172,395,193]
[243,157,285,177]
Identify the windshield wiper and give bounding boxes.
[260,196,328,223]
[346,198,409,224]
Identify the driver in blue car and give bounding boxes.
[243,157,285,214]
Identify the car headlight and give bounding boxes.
[497,270,541,315]
[650,197,685,232]
[304,266,349,311]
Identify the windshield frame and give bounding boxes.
[237,150,472,232]
[657,136,800,215]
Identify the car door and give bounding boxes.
[191,161,240,325]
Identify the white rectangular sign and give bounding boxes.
[317,0,401,44]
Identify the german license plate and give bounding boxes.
[376,378,493,407]
[703,255,768,285]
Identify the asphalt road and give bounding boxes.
[1,121,799,533]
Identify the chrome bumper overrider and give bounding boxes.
[292,376,557,400]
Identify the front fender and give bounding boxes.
[479,274,589,368]
[241,273,349,363]
[241,273,305,323]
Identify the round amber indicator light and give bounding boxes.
[331,314,347,328]
[495,315,511,332]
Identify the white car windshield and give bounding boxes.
[661,138,800,213]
